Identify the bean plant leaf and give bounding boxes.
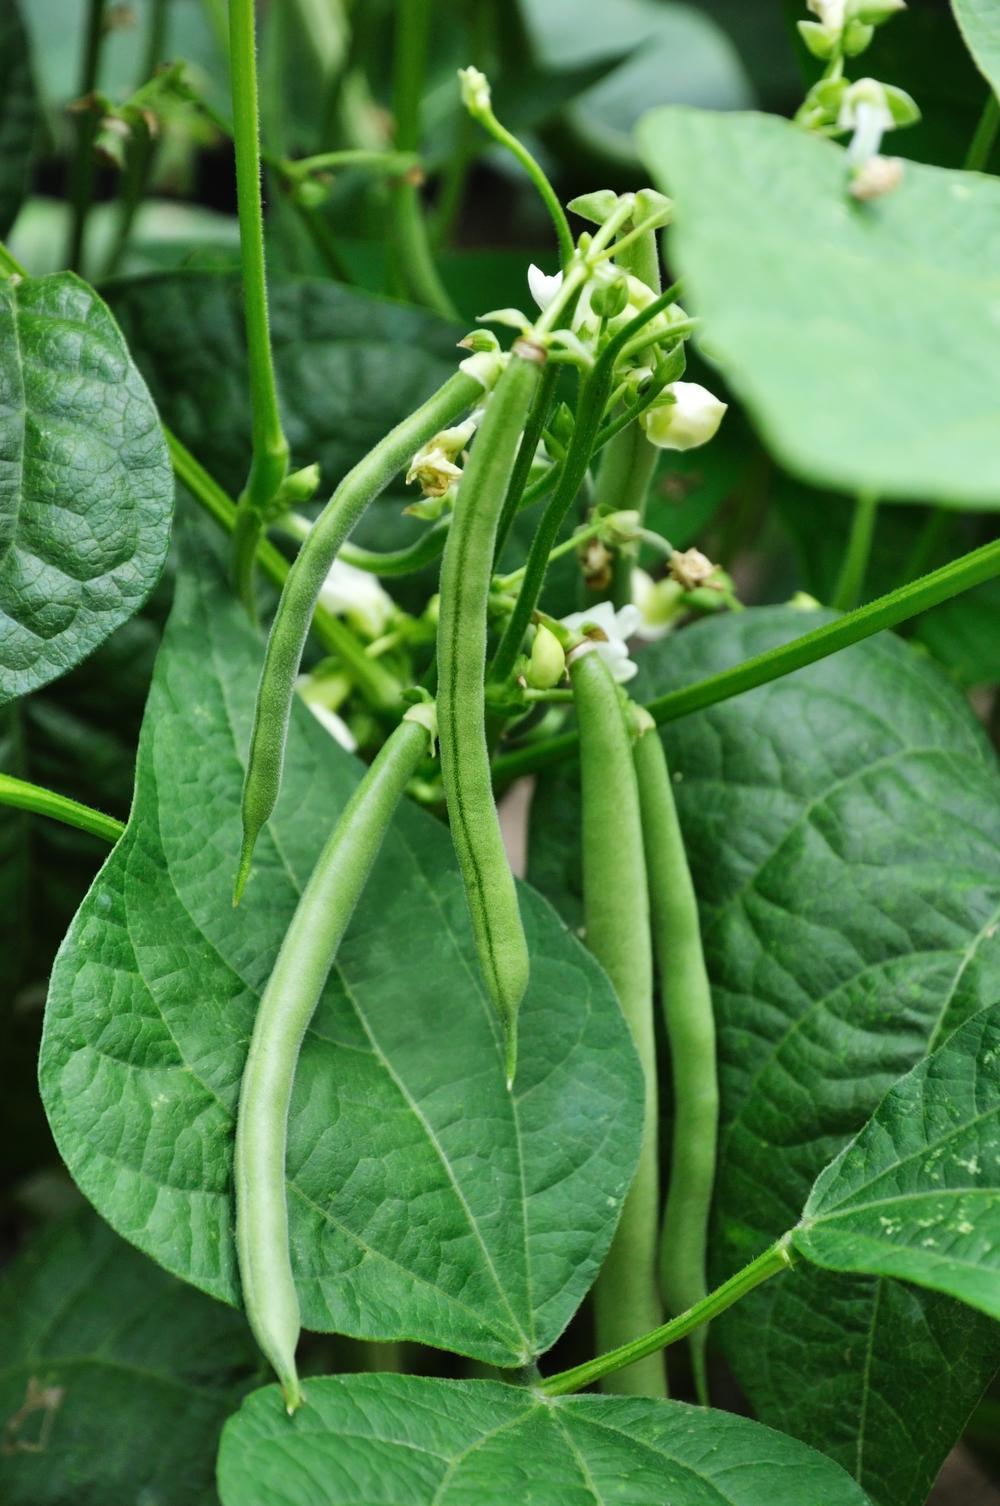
[0,273,173,705]
[39,538,643,1369]
[0,0,37,238]
[637,107,1000,509]
[793,1004,1000,1312]
[952,0,1000,93]
[217,1374,873,1506]
[106,271,461,562]
[0,1207,257,1506]
[528,606,1000,1506]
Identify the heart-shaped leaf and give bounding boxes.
[39,537,642,1369]
[794,1003,1000,1314]
[0,1207,257,1506]
[217,1373,873,1506]
[0,273,173,704]
[528,605,1000,1506]
[0,0,37,238]
[637,107,1000,508]
[952,0,1000,94]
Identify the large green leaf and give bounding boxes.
[217,1373,872,1506]
[953,0,1000,94]
[528,606,1000,1506]
[0,0,37,238]
[0,273,173,704]
[522,0,752,165]
[0,1208,257,1505]
[39,540,642,1369]
[794,1004,1000,1314]
[637,108,1000,509]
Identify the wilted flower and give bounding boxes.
[406,418,478,499]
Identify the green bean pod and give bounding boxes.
[633,724,718,1405]
[235,714,432,1412]
[436,347,543,1083]
[569,645,665,1398]
[236,368,482,902]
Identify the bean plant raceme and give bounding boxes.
[3,1,1000,1503]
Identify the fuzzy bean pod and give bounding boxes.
[234,714,432,1411]
[236,369,482,901]
[633,723,718,1404]
[436,347,543,1082]
[569,645,666,1397]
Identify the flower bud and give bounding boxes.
[641,382,727,452]
[291,176,332,210]
[850,0,906,23]
[526,624,566,690]
[458,328,500,354]
[632,569,684,640]
[458,66,491,118]
[591,275,630,319]
[798,19,840,58]
[842,18,875,54]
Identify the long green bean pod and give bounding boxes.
[569,645,665,1397]
[436,346,544,1083]
[235,712,433,1413]
[236,369,482,901]
[633,723,718,1404]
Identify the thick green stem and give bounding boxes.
[571,648,664,1398]
[540,1237,794,1397]
[0,773,124,845]
[165,427,400,710]
[832,489,878,611]
[66,0,109,274]
[965,91,1000,173]
[490,535,1000,781]
[229,0,290,611]
[634,727,717,1405]
[391,0,458,319]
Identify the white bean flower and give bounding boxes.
[527,264,563,312]
[561,600,642,683]
[642,382,727,451]
[318,558,395,638]
[631,568,685,640]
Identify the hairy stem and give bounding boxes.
[0,773,124,845]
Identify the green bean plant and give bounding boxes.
[1,1,999,1503]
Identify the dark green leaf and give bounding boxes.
[638,108,1000,508]
[0,273,173,704]
[0,1208,257,1506]
[528,606,1000,1504]
[217,1373,873,1506]
[0,0,37,239]
[794,1004,1000,1316]
[39,540,643,1369]
[916,580,1000,689]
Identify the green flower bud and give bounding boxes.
[842,19,874,54]
[291,177,332,210]
[797,19,840,59]
[850,0,906,24]
[526,623,566,690]
[591,276,630,319]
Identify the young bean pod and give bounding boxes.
[633,723,718,1404]
[436,347,543,1083]
[235,712,433,1413]
[569,644,666,1398]
[236,369,482,901]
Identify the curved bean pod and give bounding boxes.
[569,645,665,1398]
[236,369,482,901]
[235,714,432,1412]
[436,347,543,1083]
[339,518,450,577]
[633,724,718,1404]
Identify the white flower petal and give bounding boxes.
[642,381,727,452]
[528,264,563,312]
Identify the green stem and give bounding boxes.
[490,284,683,683]
[571,649,664,1398]
[391,0,458,319]
[66,0,109,274]
[831,488,878,611]
[494,514,604,591]
[229,0,291,611]
[165,427,400,711]
[464,89,573,268]
[287,149,419,179]
[338,520,451,577]
[490,535,1000,781]
[0,773,124,845]
[965,91,1000,173]
[539,1237,794,1397]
